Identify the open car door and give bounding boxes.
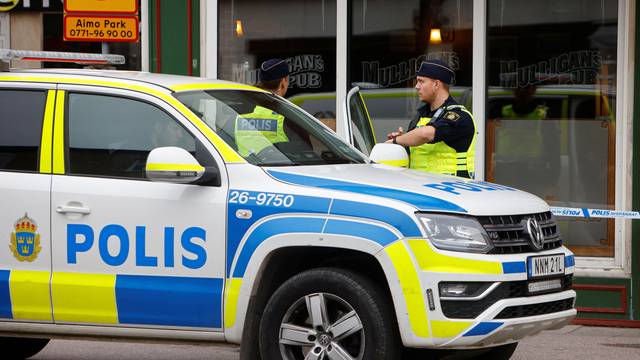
[343,87,377,155]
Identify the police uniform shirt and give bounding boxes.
[408,96,474,153]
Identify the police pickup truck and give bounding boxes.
[0,50,575,360]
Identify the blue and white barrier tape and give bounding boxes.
[550,207,640,219]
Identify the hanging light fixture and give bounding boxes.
[429,28,442,44]
[235,20,244,37]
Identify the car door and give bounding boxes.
[0,83,55,323]
[49,85,228,331]
[343,87,376,155]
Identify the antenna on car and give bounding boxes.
[0,49,125,65]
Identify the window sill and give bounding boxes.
[574,256,630,279]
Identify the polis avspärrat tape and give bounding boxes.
[550,207,640,219]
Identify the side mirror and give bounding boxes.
[369,143,409,168]
[146,147,206,184]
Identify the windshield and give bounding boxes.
[175,90,368,166]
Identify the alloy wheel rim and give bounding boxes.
[278,292,365,360]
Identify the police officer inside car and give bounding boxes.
[257,58,290,96]
[235,59,290,157]
[386,59,476,178]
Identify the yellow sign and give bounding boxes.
[0,0,19,12]
[65,0,138,14]
[64,15,139,43]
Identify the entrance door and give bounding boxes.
[50,86,228,330]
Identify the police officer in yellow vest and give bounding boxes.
[496,84,548,160]
[386,60,476,178]
[235,59,289,157]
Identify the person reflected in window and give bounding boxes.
[495,84,548,160]
[386,60,476,178]
[235,59,290,157]
[492,83,559,200]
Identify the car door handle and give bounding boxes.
[56,204,91,215]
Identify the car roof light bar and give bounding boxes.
[0,49,125,65]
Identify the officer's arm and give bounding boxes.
[386,125,435,146]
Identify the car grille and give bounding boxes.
[494,298,575,319]
[440,275,573,319]
[476,212,563,254]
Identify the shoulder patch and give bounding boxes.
[444,111,460,121]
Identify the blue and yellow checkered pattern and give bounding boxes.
[0,270,223,328]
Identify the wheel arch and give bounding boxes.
[227,240,406,359]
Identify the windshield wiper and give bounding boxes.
[260,162,303,167]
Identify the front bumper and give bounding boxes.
[432,290,576,348]
[382,239,576,349]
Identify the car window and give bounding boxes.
[67,92,210,179]
[0,89,46,172]
[175,90,368,166]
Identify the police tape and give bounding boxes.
[550,207,640,219]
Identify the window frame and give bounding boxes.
[477,0,634,276]
[57,84,226,184]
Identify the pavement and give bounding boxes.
[31,325,640,360]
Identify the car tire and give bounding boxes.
[473,342,518,360]
[0,337,50,359]
[259,267,401,360]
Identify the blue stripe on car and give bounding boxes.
[0,270,11,319]
[463,322,504,337]
[232,217,327,278]
[565,255,575,267]
[226,192,331,276]
[324,219,399,246]
[502,261,526,274]
[267,170,466,213]
[329,200,422,237]
[231,216,405,278]
[116,275,222,328]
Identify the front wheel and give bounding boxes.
[259,268,401,360]
[0,337,50,359]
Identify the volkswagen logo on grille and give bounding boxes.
[526,217,545,250]
[318,334,332,347]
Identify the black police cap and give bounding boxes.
[416,59,455,84]
[259,59,290,81]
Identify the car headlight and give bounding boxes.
[416,213,492,253]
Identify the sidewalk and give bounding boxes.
[514,325,640,359]
[32,324,640,360]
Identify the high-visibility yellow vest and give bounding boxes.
[496,104,548,159]
[409,105,476,178]
[235,106,288,157]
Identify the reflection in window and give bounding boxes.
[218,0,337,118]
[0,90,46,172]
[67,93,198,179]
[350,0,473,143]
[486,0,618,257]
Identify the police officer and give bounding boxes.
[386,59,476,178]
[235,59,290,157]
[496,84,548,160]
[257,58,290,96]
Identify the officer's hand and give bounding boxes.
[386,127,404,140]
